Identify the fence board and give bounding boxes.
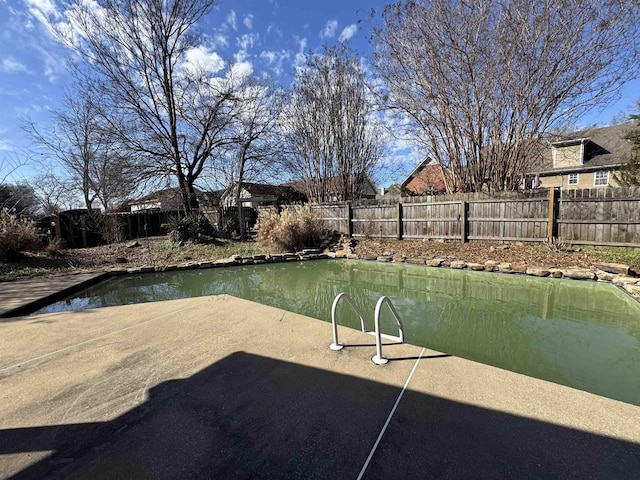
[309,188,640,247]
[352,204,397,238]
[558,196,640,245]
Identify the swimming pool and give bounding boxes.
[35,259,640,406]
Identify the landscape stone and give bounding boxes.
[498,262,514,273]
[406,258,426,265]
[594,269,616,282]
[484,260,499,271]
[612,276,640,286]
[593,262,630,276]
[214,258,237,267]
[526,267,550,277]
[548,268,563,278]
[623,284,640,297]
[377,256,392,262]
[450,260,467,269]
[467,262,485,271]
[512,263,528,274]
[562,268,596,280]
[427,258,445,267]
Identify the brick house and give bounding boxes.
[401,157,447,195]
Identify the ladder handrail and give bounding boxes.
[372,296,405,365]
[330,292,368,351]
[330,292,405,365]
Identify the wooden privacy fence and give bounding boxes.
[310,187,640,247]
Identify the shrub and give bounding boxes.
[255,205,324,252]
[101,215,125,244]
[164,212,215,244]
[44,236,66,256]
[0,209,42,260]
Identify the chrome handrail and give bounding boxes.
[329,292,368,351]
[372,296,405,365]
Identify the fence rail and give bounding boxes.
[310,187,640,247]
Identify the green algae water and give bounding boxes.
[35,260,640,406]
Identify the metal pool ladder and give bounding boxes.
[330,292,405,365]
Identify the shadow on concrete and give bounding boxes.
[1,352,639,479]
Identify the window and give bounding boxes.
[594,170,609,186]
[568,173,579,185]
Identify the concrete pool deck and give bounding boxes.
[1,291,640,478]
[0,272,108,318]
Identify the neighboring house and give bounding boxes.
[285,174,377,202]
[526,123,635,190]
[401,157,447,195]
[221,182,301,208]
[128,187,218,212]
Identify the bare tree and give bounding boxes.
[0,183,40,216]
[372,0,640,193]
[284,44,384,203]
[56,0,236,212]
[30,171,76,215]
[25,89,134,211]
[221,79,285,238]
[614,101,640,186]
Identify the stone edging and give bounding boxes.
[339,252,640,302]
[103,248,640,303]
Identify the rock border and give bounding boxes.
[103,247,640,303]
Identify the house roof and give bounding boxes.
[532,123,635,175]
[129,187,184,206]
[401,156,438,187]
[240,182,284,197]
[283,174,377,196]
[128,187,215,207]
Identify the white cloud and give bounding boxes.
[24,0,61,22]
[0,57,29,74]
[322,20,338,39]
[231,60,253,80]
[237,32,259,51]
[293,36,307,69]
[260,49,290,76]
[211,33,229,48]
[243,14,253,30]
[227,10,237,31]
[182,46,225,75]
[339,24,358,42]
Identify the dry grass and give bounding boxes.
[255,205,324,252]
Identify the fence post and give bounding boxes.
[547,187,559,239]
[460,201,468,243]
[347,203,354,238]
[396,203,403,240]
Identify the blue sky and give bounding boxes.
[1,0,638,188]
[0,0,395,183]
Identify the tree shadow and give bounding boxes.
[1,352,638,479]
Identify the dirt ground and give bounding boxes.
[353,238,609,269]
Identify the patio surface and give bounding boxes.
[1,283,639,478]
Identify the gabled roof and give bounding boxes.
[401,157,438,187]
[240,182,283,197]
[283,174,377,195]
[128,187,215,208]
[534,123,635,175]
